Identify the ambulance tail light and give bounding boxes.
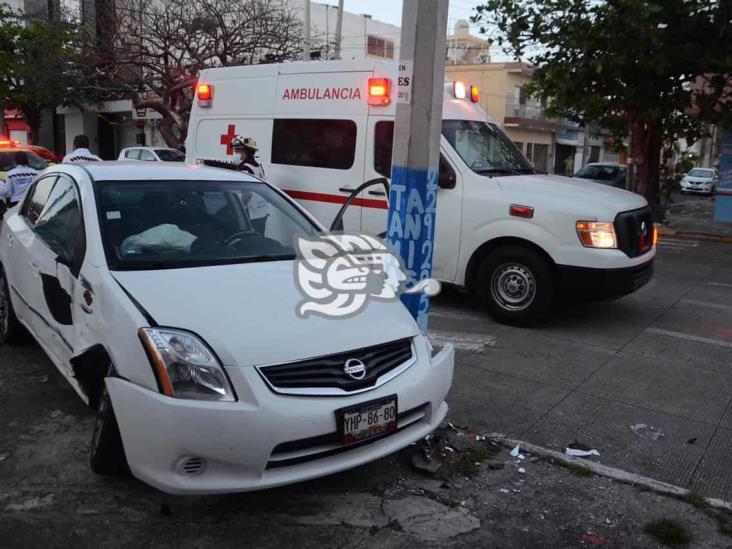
[470,85,480,103]
[453,81,467,100]
[196,83,213,107]
[0,139,19,147]
[368,78,391,106]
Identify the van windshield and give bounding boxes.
[442,120,535,176]
[96,180,320,270]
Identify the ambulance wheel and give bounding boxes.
[0,265,27,345]
[475,246,554,326]
[90,381,129,476]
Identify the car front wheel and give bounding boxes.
[90,380,129,476]
[475,246,554,326]
[0,266,27,344]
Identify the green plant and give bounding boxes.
[644,519,691,546]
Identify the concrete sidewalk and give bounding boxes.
[663,194,732,241]
[430,238,732,504]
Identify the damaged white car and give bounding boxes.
[0,162,454,494]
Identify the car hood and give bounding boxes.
[496,174,647,218]
[113,261,420,367]
[684,177,712,183]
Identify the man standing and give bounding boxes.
[0,152,38,210]
[230,135,269,234]
[63,135,102,163]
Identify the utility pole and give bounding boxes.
[334,0,344,60]
[387,0,449,331]
[303,0,311,61]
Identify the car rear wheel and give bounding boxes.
[90,380,129,476]
[0,267,27,344]
[475,246,554,326]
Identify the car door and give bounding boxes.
[23,174,86,370]
[4,175,58,337]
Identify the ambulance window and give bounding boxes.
[271,119,356,170]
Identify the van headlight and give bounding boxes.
[139,328,235,401]
[576,221,617,249]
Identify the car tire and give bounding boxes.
[475,246,554,326]
[90,380,130,476]
[0,266,28,345]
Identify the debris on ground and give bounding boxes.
[631,423,665,441]
[565,441,601,458]
[0,453,9,462]
[27,375,48,383]
[510,444,521,458]
[411,426,501,479]
[580,532,614,547]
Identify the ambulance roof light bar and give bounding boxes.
[470,85,480,103]
[197,83,213,107]
[453,81,466,100]
[368,77,391,106]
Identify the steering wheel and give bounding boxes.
[223,229,259,247]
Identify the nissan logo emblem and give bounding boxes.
[343,358,366,380]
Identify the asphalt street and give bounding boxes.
[0,237,731,546]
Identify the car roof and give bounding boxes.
[121,146,178,151]
[53,161,260,182]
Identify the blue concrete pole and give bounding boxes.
[387,0,449,331]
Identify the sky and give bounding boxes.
[316,0,485,36]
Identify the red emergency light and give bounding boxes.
[0,139,20,147]
[368,78,391,106]
[197,83,213,107]
[470,85,480,103]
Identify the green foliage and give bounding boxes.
[644,518,691,546]
[0,7,89,142]
[473,0,731,144]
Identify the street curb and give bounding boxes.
[485,432,732,512]
[658,226,732,244]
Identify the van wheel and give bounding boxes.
[0,266,27,344]
[90,381,129,476]
[475,246,554,326]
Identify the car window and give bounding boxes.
[272,119,357,170]
[96,179,320,270]
[26,152,48,170]
[139,150,156,161]
[0,150,48,171]
[155,149,185,162]
[24,176,57,225]
[575,165,619,181]
[125,149,141,160]
[33,176,84,265]
[688,168,714,178]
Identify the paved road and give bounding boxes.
[0,239,731,546]
[430,238,732,502]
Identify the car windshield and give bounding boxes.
[688,169,714,178]
[97,180,320,270]
[575,165,619,181]
[442,120,535,176]
[155,149,185,162]
[0,150,48,171]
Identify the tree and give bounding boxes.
[473,0,732,214]
[0,6,23,138]
[94,0,304,149]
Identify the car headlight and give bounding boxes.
[139,328,235,401]
[576,221,617,249]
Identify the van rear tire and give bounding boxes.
[475,246,554,326]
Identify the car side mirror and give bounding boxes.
[330,177,389,232]
[438,170,456,189]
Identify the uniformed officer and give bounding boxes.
[0,151,38,210]
[63,135,102,163]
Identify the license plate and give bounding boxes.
[337,396,398,445]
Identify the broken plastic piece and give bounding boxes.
[630,423,665,441]
[565,441,601,457]
[518,468,526,474]
[510,444,521,458]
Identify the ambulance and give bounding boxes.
[186,60,656,325]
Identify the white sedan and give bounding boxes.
[680,168,719,195]
[118,146,185,162]
[0,162,453,494]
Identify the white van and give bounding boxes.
[186,60,656,325]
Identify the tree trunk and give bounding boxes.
[157,114,183,149]
[629,117,663,220]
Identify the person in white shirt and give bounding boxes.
[0,152,38,209]
[62,135,102,163]
[230,135,269,235]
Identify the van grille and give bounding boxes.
[257,338,414,396]
[614,206,654,258]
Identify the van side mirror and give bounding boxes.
[330,177,389,232]
[438,170,456,189]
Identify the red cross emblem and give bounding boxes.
[220,124,237,155]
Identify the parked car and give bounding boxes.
[0,162,454,495]
[680,168,718,195]
[187,60,656,326]
[574,162,628,189]
[118,146,185,162]
[26,145,63,164]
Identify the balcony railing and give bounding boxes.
[505,99,551,121]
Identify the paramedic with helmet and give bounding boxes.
[230,135,269,234]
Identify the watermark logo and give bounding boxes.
[294,233,440,319]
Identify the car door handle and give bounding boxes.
[338,187,356,193]
[368,190,386,197]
